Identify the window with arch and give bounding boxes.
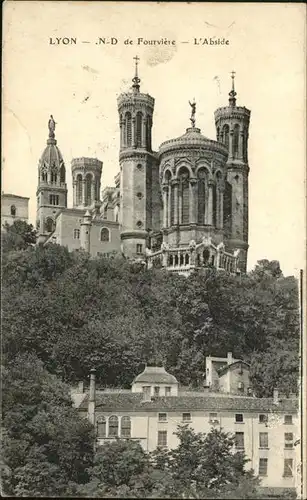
[85,174,92,206]
[233,124,240,158]
[108,416,119,437]
[222,124,230,149]
[121,416,131,438]
[146,115,152,150]
[41,171,47,182]
[97,416,106,438]
[45,218,54,232]
[223,181,232,231]
[125,112,132,146]
[179,168,190,224]
[76,174,83,205]
[114,205,119,223]
[51,171,57,183]
[10,205,16,216]
[95,179,100,201]
[100,227,110,242]
[197,168,208,224]
[60,164,65,183]
[136,111,142,148]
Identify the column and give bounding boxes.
[132,117,136,148]
[219,188,224,229]
[120,120,125,148]
[173,180,179,225]
[82,180,86,206]
[167,185,172,227]
[91,180,95,203]
[239,131,244,160]
[141,118,147,148]
[178,184,183,224]
[207,182,213,225]
[72,181,76,206]
[162,185,168,228]
[204,184,209,225]
[189,179,197,224]
[229,130,234,160]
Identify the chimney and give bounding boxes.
[78,381,84,393]
[273,388,279,405]
[88,368,96,425]
[227,352,233,365]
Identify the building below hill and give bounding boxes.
[1,193,29,229]
[72,362,300,495]
[35,61,251,275]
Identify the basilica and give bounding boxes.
[36,59,251,274]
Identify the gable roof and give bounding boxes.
[78,392,298,413]
[218,360,250,376]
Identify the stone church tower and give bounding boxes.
[71,157,103,209]
[117,57,160,258]
[214,73,251,271]
[36,116,67,243]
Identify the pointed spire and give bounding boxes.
[132,55,141,93]
[228,71,237,107]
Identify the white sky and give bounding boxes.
[2,1,306,276]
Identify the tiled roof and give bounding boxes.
[218,360,250,376]
[78,392,298,413]
[133,366,178,385]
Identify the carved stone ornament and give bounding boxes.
[202,235,212,247]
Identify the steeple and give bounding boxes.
[228,71,237,107]
[132,55,141,93]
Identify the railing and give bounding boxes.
[146,237,240,275]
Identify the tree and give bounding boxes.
[2,353,95,497]
[2,220,37,252]
[151,425,259,498]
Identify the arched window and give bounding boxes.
[42,171,47,182]
[136,111,142,148]
[223,181,232,231]
[108,416,118,437]
[164,170,172,226]
[85,174,92,206]
[222,125,229,149]
[125,112,132,146]
[45,217,54,232]
[146,115,152,150]
[60,164,65,183]
[197,168,207,224]
[51,171,57,183]
[203,248,210,265]
[100,227,110,242]
[233,124,240,158]
[95,179,100,201]
[97,416,106,438]
[121,416,131,438]
[114,205,119,223]
[76,174,83,205]
[179,168,190,224]
[10,205,16,216]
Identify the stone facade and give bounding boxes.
[36,64,251,272]
[73,365,299,493]
[1,193,29,229]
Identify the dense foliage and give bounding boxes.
[2,220,37,252]
[2,353,95,497]
[78,426,259,498]
[2,243,300,396]
[1,226,300,497]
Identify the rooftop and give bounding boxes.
[133,366,178,385]
[78,392,298,413]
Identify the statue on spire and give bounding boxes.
[48,115,56,137]
[189,99,196,128]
